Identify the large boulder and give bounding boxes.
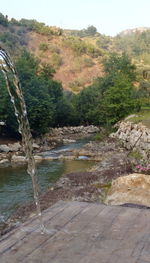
[105,173,150,207]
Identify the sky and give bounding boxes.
[1,0,150,36]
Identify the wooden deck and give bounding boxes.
[0,201,150,263]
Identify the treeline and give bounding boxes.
[0,12,61,36]
[0,12,62,55]
[0,51,141,137]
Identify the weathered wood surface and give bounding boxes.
[0,201,150,263]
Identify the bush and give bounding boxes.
[83,57,95,67]
[49,44,60,54]
[0,32,18,49]
[19,19,53,36]
[63,37,101,57]
[86,44,102,58]
[72,57,83,72]
[63,37,87,55]
[39,42,49,52]
[0,13,8,27]
[94,126,115,141]
[69,80,82,92]
[51,53,63,68]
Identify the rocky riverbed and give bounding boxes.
[0,136,133,236]
[1,122,150,236]
[0,125,100,167]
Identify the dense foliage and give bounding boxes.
[0,50,75,136]
[75,53,140,125]
[63,36,102,57]
[0,50,141,137]
[0,13,8,27]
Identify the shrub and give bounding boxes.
[51,53,63,68]
[63,37,87,56]
[0,13,8,27]
[72,57,83,72]
[69,80,82,92]
[86,44,102,58]
[63,37,101,57]
[94,126,115,141]
[39,42,49,52]
[128,150,143,161]
[83,57,95,67]
[49,44,60,54]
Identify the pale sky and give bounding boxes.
[1,0,150,36]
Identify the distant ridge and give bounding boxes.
[118,27,150,36]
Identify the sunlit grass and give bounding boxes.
[127,107,150,128]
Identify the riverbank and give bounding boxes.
[0,125,100,167]
[0,136,132,236]
[1,121,150,236]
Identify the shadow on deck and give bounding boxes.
[0,201,150,263]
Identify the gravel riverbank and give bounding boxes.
[0,137,133,236]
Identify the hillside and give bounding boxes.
[0,14,143,137]
[27,32,104,91]
[0,17,105,92]
[1,13,150,91]
[118,27,150,36]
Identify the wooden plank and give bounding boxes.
[0,201,89,263]
[25,205,122,263]
[103,207,141,240]
[0,200,69,254]
[0,201,150,263]
[140,241,150,262]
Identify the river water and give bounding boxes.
[0,139,95,223]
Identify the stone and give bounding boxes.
[33,143,40,149]
[0,159,9,164]
[34,155,43,161]
[63,139,76,144]
[8,142,21,152]
[105,173,150,207]
[11,155,26,163]
[110,121,150,159]
[0,145,10,153]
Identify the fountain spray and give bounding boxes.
[0,46,45,233]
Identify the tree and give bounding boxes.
[104,53,136,82]
[76,85,101,124]
[0,50,64,136]
[0,13,8,27]
[15,50,63,135]
[0,72,18,137]
[98,74,139,125]
[85,25,97,36]
[76,53,140,126]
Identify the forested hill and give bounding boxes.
[0,15,104,92]
[0,13,150,138]
[1,13,150,91]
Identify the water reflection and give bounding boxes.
[0,159,95,222]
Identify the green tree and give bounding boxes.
[104,53,136,82]
[76,86,101,124]
[0,13,8,27]
[98,74,139,125]
[76,53,140,126]
[0,50,64,136]
[85,25,97,36]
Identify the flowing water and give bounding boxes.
[0,47,50,232]
[0,157,95,223]
[0,47,95,232]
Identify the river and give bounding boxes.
[0,138,95,223]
